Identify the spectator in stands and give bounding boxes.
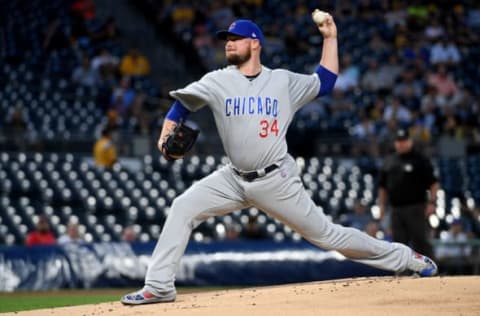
[110,76,136,119]
[424,16,445,41]
[71,55,98,87]
[365,220,382,239]
[25,215,56,246]
[120,48,151,77]
[420,105,439,138]
[91,16,120,44]
[4,102,28,150]
[392,23,409,50]
[367,32,389,58]
[193,24,216,71]
[458,199,480,239]
[401,38,429,67]
[334,54,359,92]
[283,24,309,58]
[429,37,461,65]
[378,54,403,90]
[225,223,241,240]
[456,10,479,46]
[130,92,151,135]
[370,97,386,121]
[122,225,138,242]
[393,67,423,99]
[209,1,234,30]
[409,112,432,149]
[340,199,373,231]
[384,1,407,28]
[383,96,412,126]
[91,48,119,74]
[400,85,421,112]
[406,1,430,31]
[169,2,196,33]
[435,219,472,274]
[421,84,445,111]
[58,222,83,244]
[378,128,439,259]
[361,59,390,92]
[105,109,121,130]
[451,87,475,117]
[43,15,70,53]
[70,10,91,50]
[350,111,377,156]
[377,118,400,153]
[427,64,458,98]
[241,216,267,240]
[440,110,464,139]
[436,109,468,158]
[93,127,118,168]
[71,0,96,21]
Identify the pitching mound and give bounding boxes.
[5,276,480,316]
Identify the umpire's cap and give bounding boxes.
[216,19,265,46]
[395,128,410,141]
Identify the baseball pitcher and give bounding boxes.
[122,12,437,305]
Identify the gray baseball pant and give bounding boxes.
[145,155,412,294]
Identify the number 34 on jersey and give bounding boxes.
[259,119,279,138]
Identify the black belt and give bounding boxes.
[233,164,279,182]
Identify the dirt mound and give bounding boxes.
[6,276,480,316]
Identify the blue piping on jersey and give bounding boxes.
[315,65,337,97]
[165,100,191,123]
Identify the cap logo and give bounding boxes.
[228,22,236,31]
[252,32,257,38]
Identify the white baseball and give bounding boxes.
[312,9,328,25]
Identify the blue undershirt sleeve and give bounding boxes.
[165,100,191,123]
[315,65,337,97]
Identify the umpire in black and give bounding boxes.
[378,128,439,259]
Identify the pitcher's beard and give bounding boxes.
[226,51,251,65]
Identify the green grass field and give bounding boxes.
[0,289,123,313]
[0,287,236,313]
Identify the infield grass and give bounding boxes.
[0,287,237,313]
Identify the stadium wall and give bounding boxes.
[0,241,391,291]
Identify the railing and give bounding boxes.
[431,239,480,274]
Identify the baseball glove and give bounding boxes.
[162,122,199,161]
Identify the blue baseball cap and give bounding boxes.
[216,19,265,46]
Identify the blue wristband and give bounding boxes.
[315,65,337,97]
[165,100,191,123]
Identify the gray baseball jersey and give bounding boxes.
[170,65,319,171]
[142,65,421,295]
